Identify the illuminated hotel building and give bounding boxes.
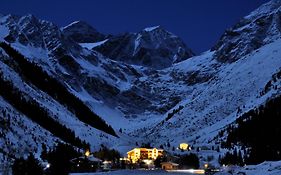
[127,148,163,163]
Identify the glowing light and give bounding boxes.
[204,163,208,169]
[46,163,50,168]
[127,148,163,163]
[179,143,189,150]
[85,150,90,157]
[120,157,129,161]
[103,160,112,164]
[143,159,153,165]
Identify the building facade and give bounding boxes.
[127,148,163,163]
[161,162,179,170]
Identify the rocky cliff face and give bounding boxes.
[62,21,106,43]
[140,0,281,150]
[93,26,194,69]
[212,0,281,62]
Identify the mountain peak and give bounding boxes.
[62,20,91,30]
[143,25,161,32]
[141,25,177,37]
[22,14,37,19]
[93,26,194,69]
[246,0,281,20]
[62,20,105,43]
[212,0,281,62]
[18,14,39,25]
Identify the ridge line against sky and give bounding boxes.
[0,0,269,53]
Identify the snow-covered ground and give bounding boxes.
[70,161,281,175]
[215,161,281,175]
[79,39,108,49]
[70,170,196,175]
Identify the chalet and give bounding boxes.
[161,162,179,170]
[127,148,163,163]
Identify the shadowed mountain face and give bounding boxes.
[61,22,195,69]
[62,21,106,43]
[92,26,195,69]
[212,0,281,62]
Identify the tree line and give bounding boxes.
[0,70,88,149]
[221,95,281,165]
[0,42,117,137]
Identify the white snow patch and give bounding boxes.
[11,43,50,64]
[79,39,108,49]
[62,21,81,30]
[216,161,281,175]
[143,26,160,32]
[133,33,142,55]
[0,25,9,41]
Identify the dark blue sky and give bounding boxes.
[1,0,269,53]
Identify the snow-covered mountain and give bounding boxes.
[92,26,194,69]
[62,21,106,43]
[140,0,281,151]
[212,0,281,62]
[0,0,281,167]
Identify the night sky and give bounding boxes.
[0,0,269,53]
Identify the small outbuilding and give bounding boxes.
[179,143,189,150]
[161,162,179,170]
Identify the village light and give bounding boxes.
[85,149,90,157]
[127,148,163,164]
[179,143,189,150]
[46,163,50,169]
[204,163,208,169]
[120,157,129,162]
[143,159,153,165]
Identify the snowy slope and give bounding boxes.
[215,161,281,175]
[0,49,124,152]
[212,0,281,62]
[0,1,281,168]
[128,0,281,152]
[79,39,108,49]
[0,96,57,159]
[141,38,281,149]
